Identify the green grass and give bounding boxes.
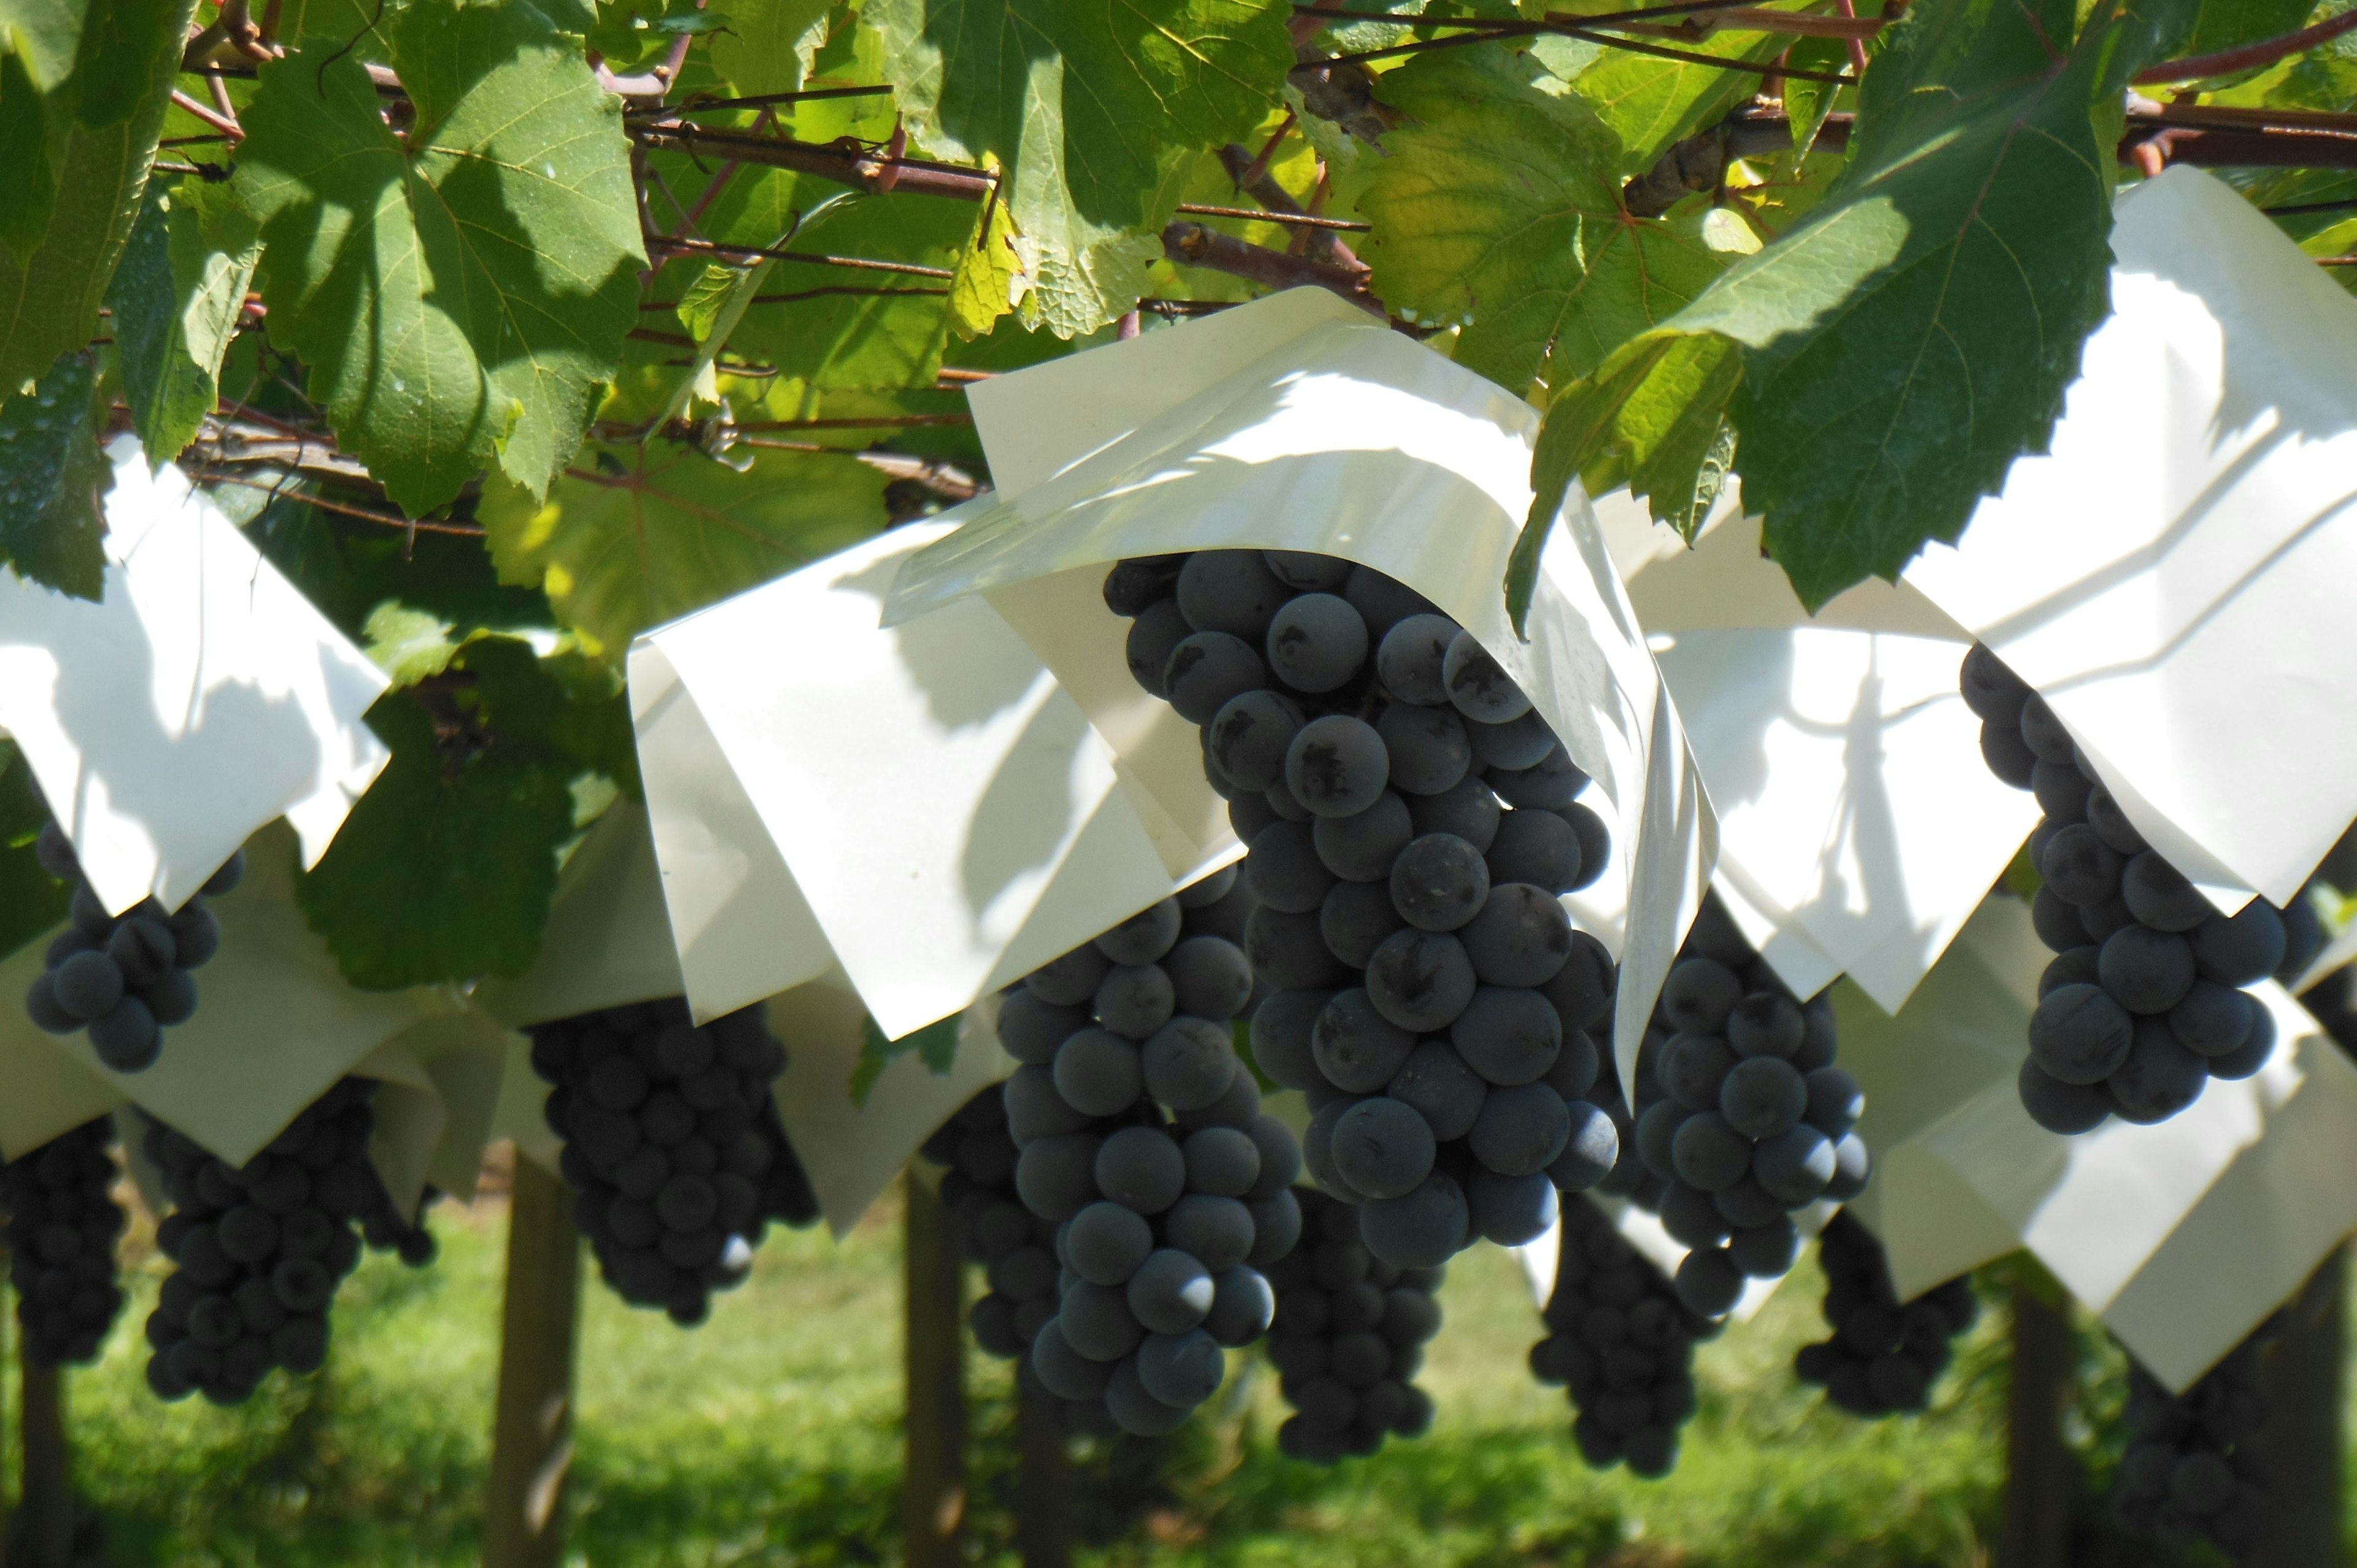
[14,1188,2034,1566]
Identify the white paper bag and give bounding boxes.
[1594,492,2036,1012]
[476,794,1026,1232]
[15,822,462,1167]
[632,516,1239,1040]
[765,979,1016,1238]
[1906,165,2357,912]
[0,441,389,915]
[1836,894,2357,1389]
[883,288,1714,1094]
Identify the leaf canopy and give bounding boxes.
[1360,44,1728,392]
[233,0,644,516]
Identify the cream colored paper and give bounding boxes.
[0,1023,122,1161]
[22,822,459,1168]
[474,800,689,1028]
[0,440,389,915]
[488,1033,562,1175]
[1836,893,2357,1389]
[1906,165,2357,912]
[766,977,1016,1237]
[1593,490,2033,1013]
[633,517,1239,1039]
[1655,627,2042,1012]
[884,288,1714,1095]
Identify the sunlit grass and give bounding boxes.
[21,1182,2026,1567]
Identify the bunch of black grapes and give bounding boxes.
[141,1078,428,1404]
[1261,1184,1444,1462]
[1624,894,1867,1317]
[533,997,819,1326]
[25,823,239,1072]
[2109,1323,2278,1558]
[1528,1191,1720,1477]
[1000,879,1306,1436]
[1962,644,2326,1130]
[1102,549,1622,1269]
[2,1118,128,1366]
[919,1081,1056,1361]
[1793,1210,1977,1415]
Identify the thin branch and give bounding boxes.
[1556,26,1856,82]
[2134,7,2357,83]
[732,414,975,429]
[658,235,958,279]
[631,122,996,201]
[1161,220,1382,315]
[638,285,950,310]
[196,472,486,536]
[169,89,244,142]
[642,84,896,118]
[1176,201,1370,231]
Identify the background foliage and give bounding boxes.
[0,0,2350,987]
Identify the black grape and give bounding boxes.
[1441,631,1532,724]
[1286,716,1391,818]
[1262,550,1353,593]
[1449,986,1562,1086]
[1126,600,1192,697]
[4,1119,126,1367]
[1407,775,1503,852]
[1313,792,1414,882]
[1374,704,1472,795]
[1329,1097,1438,1200]
[1177,550,1290,639]
[2107,1318,2277,1559]
[1465,709,1556,772]
[142,1076,443,1404]
[1266,592,1369,694]
[26,821,237,1073]
[1345,568,1441,640]
[1364,929,1478,1031]
[1390,832,1490,933]
[1530,1195,1720,1477]
[1459,884,1573,987]
[1795,1211,1976,1418]
[1485,808,1581,895]
[1375,614,1457,706]
[1209,690,1306,792]
[1488,745,1587,811]
[1266,1188,1444,1463]
[1320,879,1407,968]
[533,999,816,1329]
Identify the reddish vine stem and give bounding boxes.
[2134,8,2357,83]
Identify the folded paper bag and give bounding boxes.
[1595,490,2035,1013]
[630,516,1236,1041]
[883,287,1714,1096]
[20,822,459,1168]
[1906,165,2357,912]
[0,440,387,916]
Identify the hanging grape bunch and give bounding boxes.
[23,822,239,1072]
[2108,1322,2278,1558]
[919,1082,1056,1363]
[1261,1184,1443,1463]
[1625,894,1866,1317]
[1792,1210,1976,1416]
[1000,875,1306,1437]
[1961,645,2327,1132]
[1103,549,1622,1268]
[141,1078,426,1404]
[532,998,819,1327]
[2,1118,128,1367]
[1528,1189,1720,1477]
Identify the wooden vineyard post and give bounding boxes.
[484,1155,584,1568]
[2001,1275,2075,1568]
[2253,1242,2347,1568]
[902,1164,967,1568]
[17,1358,72,1568]
[1015,1374,1072,1568]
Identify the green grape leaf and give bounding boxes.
[874,0,1293,336]
[0,740,71,962]
[234,0,644,517]
[1780,34,1854,155]
[295,631,631,987]
[1570,24,1787,174]
[707,0,833,93]
[107,182,261,465]
[2177,0,2313,61]
[296,676,579,989]
[697,176,963,390]
[0,349,106,599]
[1728,0,2194,607]
[1360,44,1728,392]
[480,439,888,658]
[1507,329,1739,630]
[950,189,1020,341]
[851,1011,961,1106]
[0,0,194,391]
